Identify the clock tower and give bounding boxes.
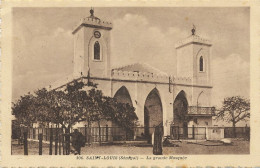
[72,9,113,78]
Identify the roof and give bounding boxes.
[175,34,212,49]
[47,74,76,90]
[72,9,112,34]
[113,63,168,76]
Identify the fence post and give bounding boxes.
[59,134,61,155]
[88,127,91,145]
[55,125,58,155]
[106,125,108,142]
[45,126,49,141]
[192,125,195,139]
[23,131,28,155]
[65,128,70,155]
[245,125,250,140]
[177,126,179,140]
[49,125,53,155]
[39,133,43,155]
[205,127,207,139]
[170,126,172,139]
[84,124,87,145]
[62,134,65,155]
[32,128,34,139]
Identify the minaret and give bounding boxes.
[72,9,113,78]
[175,25,212,85]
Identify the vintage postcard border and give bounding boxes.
[1,0,260,167]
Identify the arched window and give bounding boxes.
[94,41,100,60]
[199,56,203,72]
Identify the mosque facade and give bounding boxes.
[52,9,215,138]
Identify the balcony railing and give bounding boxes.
[188,106,215,116]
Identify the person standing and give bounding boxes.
[70,129,85,155]
[153,124,164,155]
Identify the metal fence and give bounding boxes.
[27,127,63,142]
[18,126,250,142]
[170,126,206,140]
[224,127,250,139]
[170,126,250,140]
[24,126,155,143]
[78,126,155,142]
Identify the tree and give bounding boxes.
[12,93,39,139]
[12,93,38,127]
[12,80,92,154]
[216,96,250,137]
[112,102,138,140]
[86,88,112,145]
[111,102,138,129]
[85,89,138,143]
[34,83,89,130]
[12,79,138,147]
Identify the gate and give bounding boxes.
[170,126,206,140]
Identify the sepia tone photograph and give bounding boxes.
[9,7,251,156]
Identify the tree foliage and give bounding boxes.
[216,96,250,127]
[32,83,89,129]
[12,93,38,126]
[111,102,138,129]
[12,79,138,131]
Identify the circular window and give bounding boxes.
[94,31,101,38]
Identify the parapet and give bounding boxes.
[112,69,169,83]
[112,69,192,85]
[72,17,113,34]
[171,75,192,85]
[175,35,212,49]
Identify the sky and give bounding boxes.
[12,7,250,110]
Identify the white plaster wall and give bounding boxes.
[84,28,111,78]
[196,117,212,126]
[77,77,213,136]
[191,87,212,107]
[193,44,211,85]
[73,26,111,78]
[73,28,85,77]
[110,80,173,136]
[176,45,193,78]
[176,43,211,86]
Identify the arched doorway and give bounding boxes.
[114,86,134,140]
[173,91,189,139]
[114,86,133,106]
[144,88,163,139]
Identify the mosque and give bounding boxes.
[51,9,215,139]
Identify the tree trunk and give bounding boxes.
[98,120,101,146]
[232,122,236,138]
[49,125,53,155]
[23,131,28,155]
[38,133,43,155]
[55,124,58,155]
[65,127,70,155]
[88,120,91,145]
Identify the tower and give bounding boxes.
[72,9,113,78]
[175,26,212,85]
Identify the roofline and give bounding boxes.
[72,23,112,34]
[89,76,213,88]
[175,41,212,49]
[51,76,213,90]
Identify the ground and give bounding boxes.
[11,139,249,155]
